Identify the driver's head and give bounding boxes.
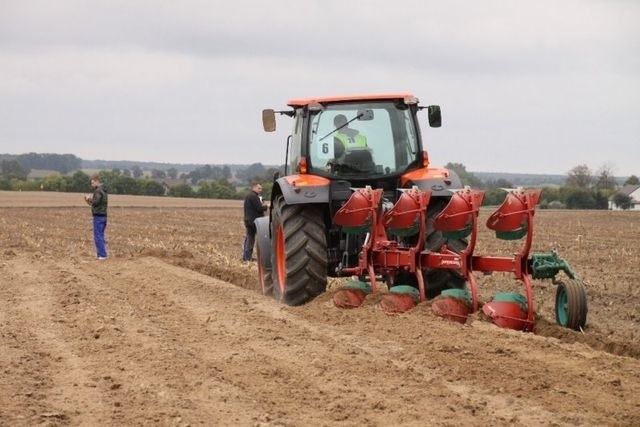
[334,114,348,128]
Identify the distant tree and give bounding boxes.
[482,189,506,206]
[196,180,241,199]
[140,179,165,196]
[492,178,514,189]
[167,167,178,179]
[563,187,607,209]
[151,169,166,179]
[0,177,10,190]
[566,165,592,188]
[168,183,194,198]
[112,168,122,176]
[40,174,67,192]
[222,165,232,180]
[237,163,267,183]
[67,171,91,193]
[538,187,562,206]
[1,160,28,180]
[594,164,616,190]
[565,188,596,209]
[594,190,609,209]
[131,165,143,178]
[15,152,80,174]
[122,169,132,178]
[118,177,142,195]
[624,175,640,186]
[612,193,632,210]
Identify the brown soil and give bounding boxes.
[1,191,639,426]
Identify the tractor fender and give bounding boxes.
[401,167,463,197]
[273,175,331,205]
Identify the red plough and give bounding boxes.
[332,186,585,332]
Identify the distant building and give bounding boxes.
[609,185,640,211]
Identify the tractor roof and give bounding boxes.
[287,93,416,107]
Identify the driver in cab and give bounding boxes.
[333,114,367,158]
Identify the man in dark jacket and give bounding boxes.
[242,182,267,261]
[85,175,108,260]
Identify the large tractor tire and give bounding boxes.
[394,197,467,298]
[271,195,328,306]
[254,216,273,296]
[555,279,588,330]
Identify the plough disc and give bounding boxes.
[380,286,420,314]
[431,289,472,324]
[333,281,371,309]
[482,293,531,331]
[380,293,417,314]
[333,288,368,308]
[432,299,470,324]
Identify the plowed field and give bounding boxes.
[1,191,639,426]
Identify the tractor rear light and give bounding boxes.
[443,170,452,186]
[297,157,308,174]
[421,151,430,168]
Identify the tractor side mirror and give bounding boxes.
[262,109,276,132]
[427,105,441,128]
[357,109,374,121]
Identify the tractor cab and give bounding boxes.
[263,94,442,183]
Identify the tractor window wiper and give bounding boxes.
[319,114,362,141]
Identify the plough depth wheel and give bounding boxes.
[555,279,588,330]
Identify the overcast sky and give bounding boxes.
[1,0,638,176]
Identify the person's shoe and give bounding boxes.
[97,256,108,261]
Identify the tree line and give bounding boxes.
[0,153,82,175]
[1,158,637,209]
[447,163,639,209]
[0,163,275,200]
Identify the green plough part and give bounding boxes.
[530,251,578,280]
[389,285,420,302]
[343,280,372,294]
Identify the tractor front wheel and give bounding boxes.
[271,196,328,306]
[555,279,588,330]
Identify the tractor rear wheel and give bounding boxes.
[255,217,273,296]
[271,195,328,305]
[555,279,588,330]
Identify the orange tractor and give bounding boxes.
[256,94,587,332]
